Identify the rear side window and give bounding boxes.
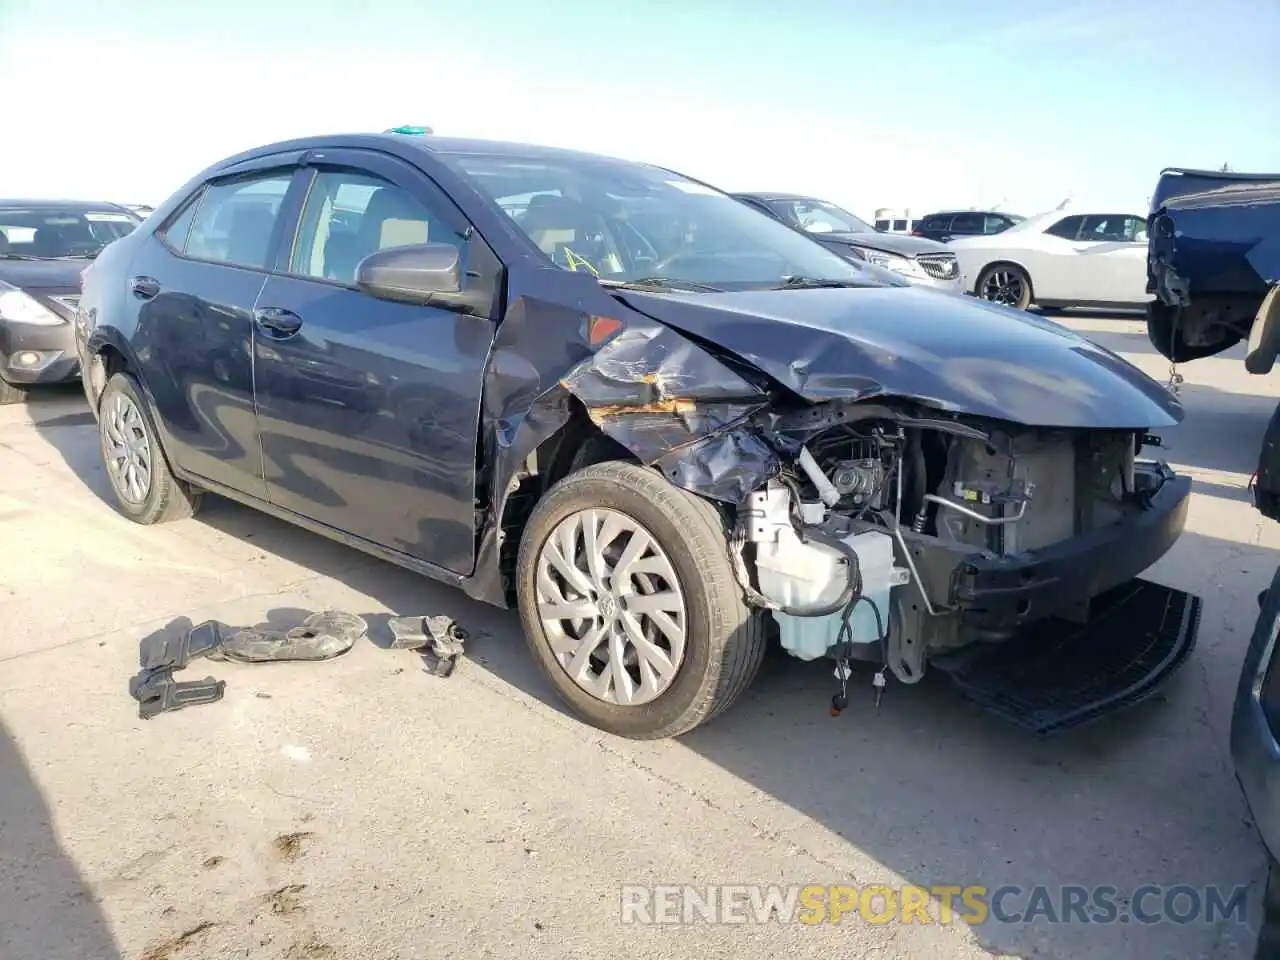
[950,212,983,233]
[922,215,950,231]
[184,172,294,269]
[1044,215,1084,240]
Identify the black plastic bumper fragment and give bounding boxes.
[130,668,226,719]
[387,615,469,676]
[953,470,1192,631]
[931,577,1201,736]
[210,611,367,663]
[128,611,368,718]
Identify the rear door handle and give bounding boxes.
[130,275,160,299]
[254,307,303,338]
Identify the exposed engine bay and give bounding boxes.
[735,405,1184,687]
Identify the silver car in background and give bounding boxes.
[732,192,963,295]
[949,209,1152,311]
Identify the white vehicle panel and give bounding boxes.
[954,211,1150,307]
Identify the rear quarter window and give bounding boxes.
[1044,215,1085,240]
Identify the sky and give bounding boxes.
[1,0,1277,220]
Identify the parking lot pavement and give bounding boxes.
[0,312,1273,960]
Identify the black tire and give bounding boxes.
[516,460,767,739]
[976,262,1034,310]
[97,372,202,524]
[0,375,27,405]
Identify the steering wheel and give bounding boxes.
[615,222,659,267]
[651,251,738,277]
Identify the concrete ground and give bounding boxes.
[0,312,1275,960]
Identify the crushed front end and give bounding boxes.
[536,284,1200,732]
[728,401,1200,732]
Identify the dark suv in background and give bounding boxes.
[913,210,1023,243]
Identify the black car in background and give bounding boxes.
[0,200,140,403]
[913,210,1024,243]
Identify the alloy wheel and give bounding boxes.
[534,507,688,706]
[980,269,1027,307]
[103,392,153,504]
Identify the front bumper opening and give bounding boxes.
[950,467,1192,632]
[931,577,1201,735]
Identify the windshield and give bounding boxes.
[769,198,876,235]
[444,153,882,290]
[0,207,139,259]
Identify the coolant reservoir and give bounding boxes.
[746,485,907,661]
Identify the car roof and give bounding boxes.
[730,192,818,202]
[927,210,1013,217]
[0,198,134,211]
[218,132,647,171]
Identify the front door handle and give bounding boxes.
[130,275,160,299]
[254,306,303,338]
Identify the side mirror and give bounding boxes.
[356,242,462,305]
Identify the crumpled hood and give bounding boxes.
[615,285,1182,429]
[818,231,950,257]
[0,259,86,291]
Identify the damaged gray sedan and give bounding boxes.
[74,132,1199,739]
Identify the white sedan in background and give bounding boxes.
[949,210,1152,311]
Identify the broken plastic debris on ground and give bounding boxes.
[127,610,470,719]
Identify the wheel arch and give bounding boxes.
[495,400,641,604]
[91,351,187,488]
[975,258,1036,300]
[84,326,141,411]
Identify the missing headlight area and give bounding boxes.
[723,403,1196,726]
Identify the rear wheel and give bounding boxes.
[516,460,766,739]
[97,372,201,524]
[976,263,1033,310]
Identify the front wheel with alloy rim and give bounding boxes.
[976,263,1033,310]
[97,372,202,524]
[516,460,767,739]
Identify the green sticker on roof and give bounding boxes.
[386,126,433,135]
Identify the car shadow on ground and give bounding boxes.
[0,717,122,960]
[176,501,1270,959]
[1157,380,1276,479]
[19,373,1274,958]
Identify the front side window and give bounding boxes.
[289,170,467,285]
[775,199,875,235]
[184,172,293,269]
[984,215,1012,234]
[443,152,871,289]
[0,206,139,260]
